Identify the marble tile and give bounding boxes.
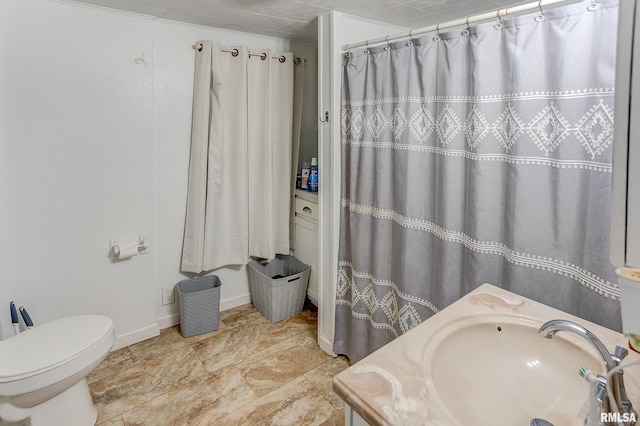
[89,346,208,423]
[88,347,133,385]
[121,365,258,425]
[217,376,337,425]
[192,320,298,373]
[87,303,338,426]
[220,303,272,330]
[320,410,345,426]
[97,415,125,426]
[128,322,228,364]
[220,301,317,333]
[304,356,351,410]
[278,303,319,336]
[236,332,331,396]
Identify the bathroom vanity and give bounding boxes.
[292,189,319,305]
[333,284,640,426]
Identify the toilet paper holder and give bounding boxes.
[110,236,148,260]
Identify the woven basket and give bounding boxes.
[247,255,310,322]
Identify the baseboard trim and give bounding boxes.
[318,335,337,357]
[113,293,253,349]
[113,323,160,351]
[155,293,253,330]
[156,312,180,330]
[219,292,251,312]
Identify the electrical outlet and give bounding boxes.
[162,286,175,305]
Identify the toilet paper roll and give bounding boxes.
[114,242,140,260]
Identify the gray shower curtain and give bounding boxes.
[335,0,620,363]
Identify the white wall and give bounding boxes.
[0,0,317,347]
[290,41,319,170]
[1,0,157,346]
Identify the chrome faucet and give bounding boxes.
[538,319,636,425]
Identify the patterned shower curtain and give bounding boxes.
[334,0,620,363]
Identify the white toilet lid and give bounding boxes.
[0,315,114,381]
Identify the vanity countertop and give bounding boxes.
[332,284,640,426]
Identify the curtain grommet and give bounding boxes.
[588,2,599,11]
[463,17,471,36]
[535,0,544,22]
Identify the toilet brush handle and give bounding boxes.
[19,306,33,328]
[10,302,19,334]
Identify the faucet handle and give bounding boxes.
[596,381,606,403]
[613,345,629,364]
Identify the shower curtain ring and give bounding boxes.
[535,0,545,21]
[408,29,415,46]
[365,40,370,54]
[385,36,391,51]
[462,17,471,36]
[494,9,505,30]
[433,25,440,42]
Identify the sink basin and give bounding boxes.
[332,285,640,426]
[423,314,602,426]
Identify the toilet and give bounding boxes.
[0,315,115,426]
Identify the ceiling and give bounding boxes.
[69,0,534,42]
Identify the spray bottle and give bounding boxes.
[308,157,318,193]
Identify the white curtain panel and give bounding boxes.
[247,51,294,259]
[182,42,294,273]
[182,41,249,273]
[335,0,620,363]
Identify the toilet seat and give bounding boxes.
[0,315,115,397]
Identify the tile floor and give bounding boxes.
[87,302,350,426]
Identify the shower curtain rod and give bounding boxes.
[342,0,584,51]
[194,43,305,64]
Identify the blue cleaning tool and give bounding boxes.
[10,302,19,335]
[19,306,33,329]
